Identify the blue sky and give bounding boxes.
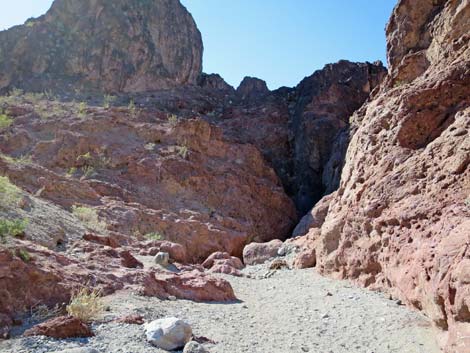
[1,0,397,89]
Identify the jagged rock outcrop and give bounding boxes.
[292,1,470,351]
[0,0,203,93]
[220,61,386,214]
[288,60,386,213]
[236,77,270,99]
[198,73,234,93]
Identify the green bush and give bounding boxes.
[0,218,28,242]
[16,248,31,262]
[0,114,13,130]
[0,176,22,208]
[144,232,164,241]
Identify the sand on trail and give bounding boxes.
[0,262,441,353]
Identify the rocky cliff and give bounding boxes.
[0,0,203,93]
[292,0,470,351]
[220,61,386,214]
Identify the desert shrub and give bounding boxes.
[144,232,164,241]
[77,102,87,117]
[71,205,107,232]
[16,248,31,262]
[144,142,156,151]
[0,114,13,130]
[66,167,77,178]
[2,154,32,165]
[176,145,189,159]
[0,218,28,242]
[66,287,104,322]
[103,95,116,109]
[30,304,63,321]
[168,114,178,127]
[0,176,22,208]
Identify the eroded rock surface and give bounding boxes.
[0,0,203,93]
[0,104,296,261]
[292,1,470,351]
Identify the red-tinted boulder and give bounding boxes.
[119,250,143,269]
[140,270,236,302]
[24,316,93,338]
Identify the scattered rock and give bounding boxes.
[119,250,143,269]
[50,348,99,353]
[269,259,289,270]
[145,317,192,351]
[24,315,93,338]
[154,252,170,267]
[243,240,283,265]
[114,314,145,325]
[183,341,210,353]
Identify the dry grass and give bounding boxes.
[0,176,22,208]
[66,287,104,323]
[71,205,107,232]
[30,303,63,321]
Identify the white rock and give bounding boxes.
[154,252,170,266]
[277,246,287,256]
[183,341,210,353]
[145,317,192,351]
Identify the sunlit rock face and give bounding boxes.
[290,1,470,351]
[0,0,203,93]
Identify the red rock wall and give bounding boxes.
[302,1,470,351]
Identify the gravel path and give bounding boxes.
[0,265,441,353]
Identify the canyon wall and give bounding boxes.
[294,1,470,351]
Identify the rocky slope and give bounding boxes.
[0,97,296,261]
[0,0,202,93]
[291,0,470,351]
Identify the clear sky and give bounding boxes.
[1,0,397,89]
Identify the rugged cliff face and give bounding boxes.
[0,0,203,93]
[293,1,470,351]
[219,61,386,214]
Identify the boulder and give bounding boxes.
[141,270,237,302]
[202,252,244,277]
[154,252,170,267]
[145,317,192,351]
[202,252,244,270]
[119,250,143,269]
[243,240,283,265]
[24,315,93,338]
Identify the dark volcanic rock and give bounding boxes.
[0,0,203,93]
[220,61,386,214]
[289,60,386,213]
[236,77,270,99]
[198,73,234,93]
